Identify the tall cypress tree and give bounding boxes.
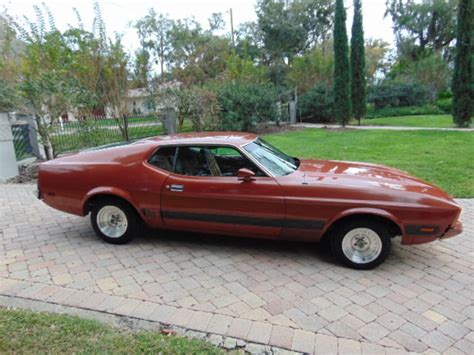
[333,0,352,126]
[350,0,366,125]
[452,0,473,127]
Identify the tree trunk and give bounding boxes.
[35,115,54,160]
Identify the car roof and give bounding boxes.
[143,131,258,147]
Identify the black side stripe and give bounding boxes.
[162,211,325,230]
[284,219,325,230]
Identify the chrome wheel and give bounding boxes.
[96,205,128,238]
[341,228,382,264]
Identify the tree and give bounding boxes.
[398,53,451,99]
[365,39,390,83]
[297,0,334,51]
[333,0,352,126]
[12,5,94,159]
[167,19,229,86]
[208,13,225,32]
[100,34,130,122]
[452,0,473,127]
[8,2,131,157]
[256,0,308,64]
[288,46,334,93]
[235,22,264,62]
[256,0,335,65]
[134,9,173,80]
[0,17,22,111]
[385,0,458,61]
[131,47,151,88]
[350,0,366,125]
[225,53,269,83]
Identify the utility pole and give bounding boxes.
[229,8,235,47]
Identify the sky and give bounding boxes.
[1,0,395,53]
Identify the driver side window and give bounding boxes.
[174,146,265,177]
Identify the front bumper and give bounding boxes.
[440,220,463,240]
[402,219,463,245]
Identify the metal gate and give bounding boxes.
[11,123,34,160]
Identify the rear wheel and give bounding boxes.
[330,219,391,270]
[90,198,138,244]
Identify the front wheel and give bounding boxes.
[330,219,391,270]
[90,198,138,244]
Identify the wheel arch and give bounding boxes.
[82,187,141,218]
[322,208,403,241]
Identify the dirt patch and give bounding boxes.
[319,126,356,132]
[6,160,41,184]
[254,122,304,135]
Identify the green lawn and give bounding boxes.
[265,129,474,198]
[0,308,222,354]
[352,114,466,128]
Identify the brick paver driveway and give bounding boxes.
[1,184,473,354]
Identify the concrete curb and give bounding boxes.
[0,294,299,354]
[0,294,413,354]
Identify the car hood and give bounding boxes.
[288,159,455,202]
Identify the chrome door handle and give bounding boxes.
[170,184,184,192]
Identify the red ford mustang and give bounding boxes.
[38,132,463,269]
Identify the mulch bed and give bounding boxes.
[6,161,41,184]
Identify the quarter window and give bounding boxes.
[148,146,176,172]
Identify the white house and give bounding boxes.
[125,88,155,116]
[107,81,181,118]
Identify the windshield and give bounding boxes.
[244,138,299,176]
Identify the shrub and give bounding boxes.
[438,90,453,100]
[299,84,335,123]
[434,98,453,114]
[366,104,443,118]
[368,81,431,109]
[395,54,452,100]
[215,82,278,131]
[164,87,221,131]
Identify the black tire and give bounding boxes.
[330,218,391,270]
[90,197,138,245]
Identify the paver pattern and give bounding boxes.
[1,184,473,354]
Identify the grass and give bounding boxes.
[265,128,474,198]
[352,114,467,128]
[0,308,222,354]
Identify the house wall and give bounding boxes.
[127,97,154,115]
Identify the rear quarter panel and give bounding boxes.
[38,143,169,228]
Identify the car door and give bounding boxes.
[160,145,285,238]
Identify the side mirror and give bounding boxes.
[237,168,256,182]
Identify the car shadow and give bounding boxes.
[133,226,334,264]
